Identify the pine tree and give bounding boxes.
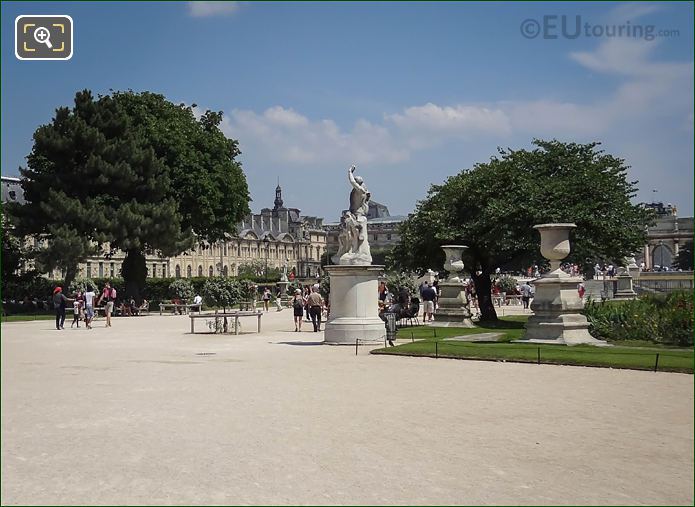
[8,90,250,296]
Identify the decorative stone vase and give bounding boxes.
[520,223,608,346]
[434,245,473,328]
[441,245,467,282]
[534,223,576,272]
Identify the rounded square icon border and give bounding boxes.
[15,14,74,61]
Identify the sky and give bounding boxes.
[2,1,693,221]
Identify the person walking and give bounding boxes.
[275,288,283,312]
[421,282,437,322]
[83,285,96,329]
[97,282,116,327]
[70,293,82,328]
[306,286,324,332]
[292,289,305,331]
[262,288,271,311]
[303,286,311,322]
[52,287,70,330]
[520,281,533,309]
[578,282,586,300]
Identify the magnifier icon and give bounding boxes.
[34,26,53,49]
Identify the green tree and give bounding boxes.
[202,277,243,332]
[392,139,653,321]
[1,212,27,284]
[169,279,195,301]
[674,241,693,270]
[8,90,250,297]
[385,271,418,297]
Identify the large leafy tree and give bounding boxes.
[8,90,250,297]
[392,139,653,321]
[674,241,693,270]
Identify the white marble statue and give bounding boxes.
[281,259,289,282]
[335,165,372,265]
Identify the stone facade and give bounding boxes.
[637,202,694,269]
[324,201,405,257]
[2,177,327,280]
[168,184,326,279]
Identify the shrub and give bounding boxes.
[69,277,96,294]
[169,279,195,301]
[496,275,518,294]
[583,291,693,346]
[385,271,418,296]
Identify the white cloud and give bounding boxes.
[222,107,407,166]
[188,1,240,17]
[605,2,662,23]
[219,38,691,171]
[387,103,511,136]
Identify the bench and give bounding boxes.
[189,311,262,335]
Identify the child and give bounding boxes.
[70,297,81,328]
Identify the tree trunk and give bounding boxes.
[63,264,78,294]
[472,271,498,322]
[121,250,147,304]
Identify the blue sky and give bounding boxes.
[2,1,693,220]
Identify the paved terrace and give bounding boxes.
[1,311,693,505]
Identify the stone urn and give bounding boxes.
[441,245,467,282]
[534,223,576,272]
[520,222,608,346]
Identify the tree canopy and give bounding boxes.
[391,139,654,320]
[8,90,250,294]
[674,241,693,270]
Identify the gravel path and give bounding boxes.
[2,312,693,505]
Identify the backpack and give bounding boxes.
[293,297,303,309]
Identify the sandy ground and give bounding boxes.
[1,310,693,505]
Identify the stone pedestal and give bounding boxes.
[434,280,474,328]
[613,273,637,300]
[521,271,608,346]
[324,265,385,344]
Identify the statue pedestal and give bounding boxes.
[433,280,474,328]
[324,265,385,345]
[613,273,637,300]
[519,271,608,346]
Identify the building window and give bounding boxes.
[86,262,92,278]
[224,243,228,256]
[163,264,167,277]
[373,235,378,242]
[152,263,157,278]
[175,265,181,278]
[187,265,192,278]
[198,265,203,277]
[223,265,229,277]
[99,262,104,278]
[110,262,115,278]
[387,234,392,240]
[209,266,214,277]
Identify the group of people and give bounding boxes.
[291,285,326,332]
[51,282,117,331]
[376,280,440,323]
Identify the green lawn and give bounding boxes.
[375,317,694,373]
[1,314,55,322]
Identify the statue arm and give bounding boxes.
[348,165,361,191]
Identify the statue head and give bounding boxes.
[354,176,364,185]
